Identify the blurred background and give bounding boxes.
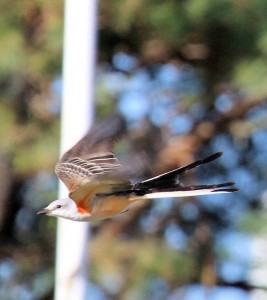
[1,0,267,299]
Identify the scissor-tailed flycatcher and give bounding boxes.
[38,117,239,221]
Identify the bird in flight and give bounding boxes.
[38,117,239,221]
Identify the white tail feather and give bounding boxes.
[132,189,231,200]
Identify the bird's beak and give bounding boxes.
[37,208,50,215]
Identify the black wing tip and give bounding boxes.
[98,114,127,132]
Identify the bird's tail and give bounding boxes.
[131,152,239,200]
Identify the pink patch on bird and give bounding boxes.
[78,207,89,214]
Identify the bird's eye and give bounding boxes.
[56,205,62,209]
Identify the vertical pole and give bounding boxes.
[55,1,97,299]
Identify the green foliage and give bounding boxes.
[234,58,267,100]
[90,234,196,297]
[100,0,267,97]
[239,210,267,235]
[13,121,60,175]
[0,0,63,95]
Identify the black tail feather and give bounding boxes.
[134,152,224,191]
[131,152,239,196]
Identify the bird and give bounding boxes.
[37,117,239,222]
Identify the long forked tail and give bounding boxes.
[132,152,239,199]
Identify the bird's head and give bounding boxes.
[37,198,79,220]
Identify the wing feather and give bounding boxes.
[55,153,123,189]
[55,116,127,210]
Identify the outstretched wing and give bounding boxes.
[55,116,128,210]
[55,152,123,192]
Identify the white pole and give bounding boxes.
[55,1,97,300]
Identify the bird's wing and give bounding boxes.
[55,116,129,212]
[55,152,123,192]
